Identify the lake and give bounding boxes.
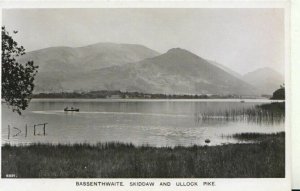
[1,99,284,147]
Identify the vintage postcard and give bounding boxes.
[0,1,293,191]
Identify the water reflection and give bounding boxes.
[2,99,285,146]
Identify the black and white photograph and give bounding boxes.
[0,3,293,190]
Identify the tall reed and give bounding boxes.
[195,102,285,124]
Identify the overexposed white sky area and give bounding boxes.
[2,8,285,75]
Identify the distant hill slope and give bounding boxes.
[60,48,258,95]
[17,43,160,92]
[18,43,260,95]
[242,67,284,95]
[208,60,242,79]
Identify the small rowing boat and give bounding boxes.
[64,107,79,112]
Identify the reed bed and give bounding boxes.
[229,132,285,141]
[195,102,285,124]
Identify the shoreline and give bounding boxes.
[2,98,284,103]
[2,132,285,178]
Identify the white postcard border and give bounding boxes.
[0,1,295,191]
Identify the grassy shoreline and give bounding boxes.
[2,132,285,178]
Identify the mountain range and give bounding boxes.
[17,42,284,96]
[242,67,284,95]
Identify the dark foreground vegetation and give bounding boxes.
[2,133,284,178]
[258,102,285,113]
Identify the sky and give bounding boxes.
[2,8,285,75]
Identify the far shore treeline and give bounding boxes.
[31,90,269,99]
[31,85,285,100]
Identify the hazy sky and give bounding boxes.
[2,8,285,75]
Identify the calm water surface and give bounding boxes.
[1,99,284,146]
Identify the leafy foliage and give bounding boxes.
[2,26,38,114]
[271,84,285,100]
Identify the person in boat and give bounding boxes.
[64,106,68,110]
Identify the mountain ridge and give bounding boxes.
[57,47,258,95]
[16,43,279,95]
[18,42,160,71]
